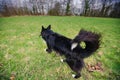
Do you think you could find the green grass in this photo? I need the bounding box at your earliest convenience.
[0,16,120,80]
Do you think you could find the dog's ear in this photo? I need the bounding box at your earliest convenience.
[42,26,45,31]
[47,25,51,30]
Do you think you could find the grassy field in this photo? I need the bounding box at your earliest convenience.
[0,16,120,80]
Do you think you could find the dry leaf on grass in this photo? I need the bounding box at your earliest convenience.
[86,62,103,72]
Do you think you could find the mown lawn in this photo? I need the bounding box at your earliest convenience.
[0,16,120,80]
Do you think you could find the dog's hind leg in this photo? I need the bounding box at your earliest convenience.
[66,58,84,79]
[72,60,84,79]
[71,68,82,79]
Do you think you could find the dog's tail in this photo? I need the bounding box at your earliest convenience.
[71,29,101,58]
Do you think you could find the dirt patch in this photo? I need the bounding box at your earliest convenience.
[10,74,15,80]
[86,62,103,72]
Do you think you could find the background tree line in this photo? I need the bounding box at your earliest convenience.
[0,0,120,17]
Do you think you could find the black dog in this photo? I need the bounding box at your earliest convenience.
[40,25,101,78]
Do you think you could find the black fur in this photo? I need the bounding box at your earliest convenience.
[40,25,101,78]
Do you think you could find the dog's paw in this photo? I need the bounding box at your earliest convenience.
[60,59,66,62]
[72,74,81,79]
[46,49,52,53]
[72,74,76,78]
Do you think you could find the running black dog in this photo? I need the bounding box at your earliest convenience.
[40,25,101,78]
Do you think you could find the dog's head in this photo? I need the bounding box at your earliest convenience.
[40,25,54,40]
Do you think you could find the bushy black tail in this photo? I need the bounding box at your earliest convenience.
[71,29,101,58]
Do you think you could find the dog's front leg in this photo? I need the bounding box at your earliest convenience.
[46,42,52,53]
